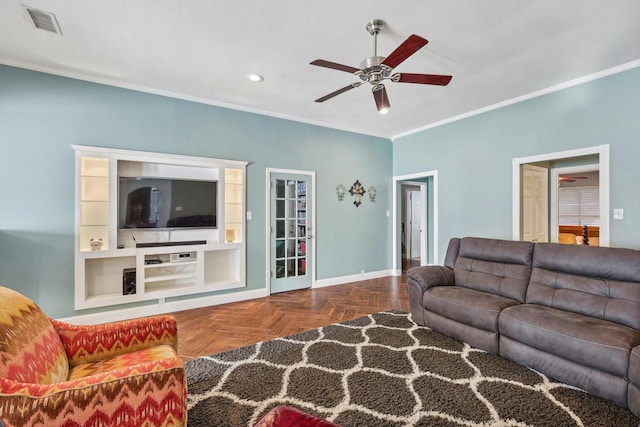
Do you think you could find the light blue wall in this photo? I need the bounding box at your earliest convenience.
[0,65,392,317]
[393,67,640,260]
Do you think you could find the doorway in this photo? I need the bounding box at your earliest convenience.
[551,165,600,245]
[401,184,424,271]
[266,169,315,294]
[512,145,609,246]
[393,171,438,275]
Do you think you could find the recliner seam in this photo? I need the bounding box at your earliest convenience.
[427,292,502,313]
[500,312,630,351]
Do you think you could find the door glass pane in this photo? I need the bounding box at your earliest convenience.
[276,180,285,198]
[276,260,285,278]
[287,239,296,256]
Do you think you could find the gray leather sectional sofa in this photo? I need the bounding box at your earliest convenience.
[407,236,640,416]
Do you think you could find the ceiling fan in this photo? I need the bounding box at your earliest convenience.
[310,19,452,114]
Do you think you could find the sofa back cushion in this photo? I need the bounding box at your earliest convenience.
[528,243,640,329]
[0,286,69,384]
[453,237,534,303]
[444,238,461,269]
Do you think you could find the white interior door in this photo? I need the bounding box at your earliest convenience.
[522,164,549,242]
[408,190,421,259]
[269,172,313,294]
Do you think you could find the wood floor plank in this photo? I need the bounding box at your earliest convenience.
[171,274,410,360]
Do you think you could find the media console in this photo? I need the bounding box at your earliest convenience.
[73,145,247,311]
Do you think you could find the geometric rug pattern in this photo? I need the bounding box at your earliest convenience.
[185,311,639,426]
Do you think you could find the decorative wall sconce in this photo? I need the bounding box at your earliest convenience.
[336,184,346,201]
[349,180,366,207]
[368,186,377,202]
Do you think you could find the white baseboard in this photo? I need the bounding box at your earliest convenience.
[314,269,394,288]
[58,270,395,324]
[57,288,269,325]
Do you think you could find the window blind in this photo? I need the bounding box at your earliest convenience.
[558,186,599,226]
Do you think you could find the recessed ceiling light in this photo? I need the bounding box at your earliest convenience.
[247,73,264,82]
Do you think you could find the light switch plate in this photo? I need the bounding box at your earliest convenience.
[246,211,253,220]
[613,208,624,220]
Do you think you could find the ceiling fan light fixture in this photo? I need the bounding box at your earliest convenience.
[373,84,390,114]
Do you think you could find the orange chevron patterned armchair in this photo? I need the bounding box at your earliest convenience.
[0,286,187,426]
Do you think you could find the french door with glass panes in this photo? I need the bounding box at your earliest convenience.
[270,172,313,293]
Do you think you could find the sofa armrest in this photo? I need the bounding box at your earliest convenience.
[407,266,454,326]
[52,315,178,367]
[407,265,454,292]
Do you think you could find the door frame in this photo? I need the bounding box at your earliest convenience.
[392,171,438,275]
[265,168,316,294]
[512,144,609,246]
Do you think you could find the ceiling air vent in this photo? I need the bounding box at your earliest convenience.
[22,5,62,35]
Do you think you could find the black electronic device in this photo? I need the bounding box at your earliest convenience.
[118,177,217,231]
[135,240,206,248]
[122,268,136,295]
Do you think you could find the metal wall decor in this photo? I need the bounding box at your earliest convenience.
[368,186,377,202]
[349,180,366,207]
[337,181,376,207]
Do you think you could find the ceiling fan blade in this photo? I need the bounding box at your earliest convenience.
[395,73,452,86]
[310,59,361,74]
[314,83,361,103]
[381,34,428,69]
[373,85,390,113]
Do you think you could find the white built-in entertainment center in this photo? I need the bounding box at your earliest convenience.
[73,145,247,311]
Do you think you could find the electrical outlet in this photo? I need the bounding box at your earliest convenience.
[613,208,624,220]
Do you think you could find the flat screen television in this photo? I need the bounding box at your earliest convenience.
[118,177,217,230]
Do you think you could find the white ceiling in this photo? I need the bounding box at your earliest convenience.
[1,0,639,139]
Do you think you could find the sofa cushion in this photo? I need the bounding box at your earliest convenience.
[454,238,534,303]
[527,243,640,329]
[0,287,69,384]
[631,346,640,387]
[629,346,640,416]
[443,237,461,269]
[500,304,640,378]
[68,344,178,380]
[425,286,521,333]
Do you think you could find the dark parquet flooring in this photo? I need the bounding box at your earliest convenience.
[171,268,413,360]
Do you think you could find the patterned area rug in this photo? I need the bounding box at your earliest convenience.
[185,311,639,426]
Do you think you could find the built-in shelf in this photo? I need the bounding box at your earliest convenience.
[73,145,248,311]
